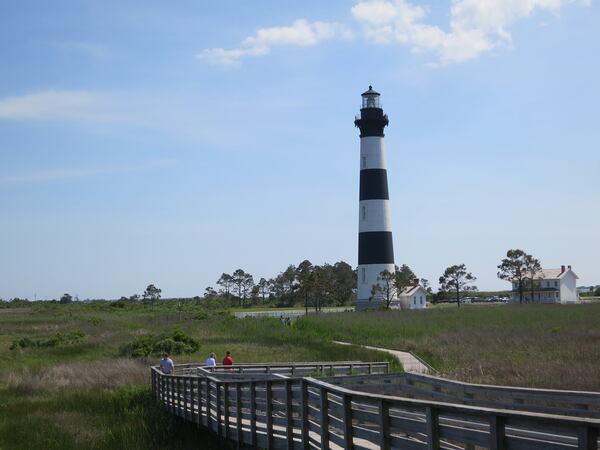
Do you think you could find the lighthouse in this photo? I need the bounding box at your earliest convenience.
[354,86,395,310]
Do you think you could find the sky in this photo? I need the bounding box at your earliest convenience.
[1,0,599,300]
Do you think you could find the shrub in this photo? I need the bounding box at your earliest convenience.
[120,329,199,358]
[87,316,104,326]
[10,331,86,350]
[194,311,209,320]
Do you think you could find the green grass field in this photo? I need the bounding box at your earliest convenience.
[1,301,599,449]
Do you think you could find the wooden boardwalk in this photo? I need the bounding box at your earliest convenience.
[152,361,600,449]
[333,341,433,374]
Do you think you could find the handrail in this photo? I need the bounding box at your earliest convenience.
[151,361,600,449]
[305,376,600,427]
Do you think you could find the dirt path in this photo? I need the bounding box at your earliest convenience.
[333,341,431,374]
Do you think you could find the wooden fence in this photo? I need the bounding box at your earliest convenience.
[151,362,600,449]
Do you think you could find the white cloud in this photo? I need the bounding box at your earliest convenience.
[56,41,114,62]
[0,160,176,185]
[197,19,352,66]
[0,90,98,120]
[351,0,590,65]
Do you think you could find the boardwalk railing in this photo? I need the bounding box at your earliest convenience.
[322,372,600,419]
[151,362,600,449]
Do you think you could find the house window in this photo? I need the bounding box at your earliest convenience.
[554,281,558,287]
[362,206,366,221]
[361,268,366,284]
[413,296,416,305]
[362,156,366,169]
[420,296,423,305]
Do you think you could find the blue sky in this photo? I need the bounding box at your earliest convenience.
[1,0,599,300]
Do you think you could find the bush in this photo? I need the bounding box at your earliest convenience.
[193,311,209,320]
[120,329,199,358]
[10,331,86,350]
[87,316,104,326]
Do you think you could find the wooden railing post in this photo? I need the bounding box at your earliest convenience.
[426,406,440,450]
[266,380,274,450]
[151,369,156,399]
[578,425,599,450]
[379,400,391,450]
[224,383,230,439]
[236,384,242,444]
[250,381,258,448]
[216,382,223,438]
[343,394,354,450]
[195,377,201,425]
[320,387,329,450]
[301,380,310,450]
[490,414,506,450]
[168,376,173,413]
[205,378,211,428]
[187,377,193,421]
[175,376,180,415]
[286,380,294,450]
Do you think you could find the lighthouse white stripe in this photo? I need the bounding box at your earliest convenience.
[360,136,387,170]
[357,263,396,302]
[359,199,392,232]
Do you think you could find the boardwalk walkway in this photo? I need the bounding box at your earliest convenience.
[333,341,432,374]
[152,361,600,449]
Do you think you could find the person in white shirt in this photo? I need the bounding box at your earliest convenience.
[205,352,217,367]
[159,352,174,374]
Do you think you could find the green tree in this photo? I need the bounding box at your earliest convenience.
[439,264,477,308]
[331,261,355,305]
[594,286,600,296]
[370,269,399,309]
[421,278,432,294]
[312,265,329,312]
[256,278,271,303]
[524,254,543,303]
[59,293,73,304]
[204,286,217,299]
[216,273,233,299]
[296,260,314,313]
[143,284,161,302]
[497,249,531,304]
[241,272,254,306]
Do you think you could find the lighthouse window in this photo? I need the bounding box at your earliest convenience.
[362,206,366,220]
[361,268,366,284]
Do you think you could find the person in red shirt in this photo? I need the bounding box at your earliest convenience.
[222,351,233,366]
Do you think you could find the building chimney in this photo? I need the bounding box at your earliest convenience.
[561,265,565,273]
[568,265,571,270]
[414,278,420,286]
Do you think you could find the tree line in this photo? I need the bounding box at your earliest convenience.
[371,248,551,309]
[1,248,579,309]
[206,260,356,310]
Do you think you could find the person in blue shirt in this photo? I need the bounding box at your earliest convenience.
[159,352,174,374]
[205,352,217,367]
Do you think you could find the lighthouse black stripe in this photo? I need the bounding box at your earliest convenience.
[358,231,395,265]
[360,169,389,201]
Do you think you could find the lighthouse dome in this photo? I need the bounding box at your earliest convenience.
[361,85,381,108]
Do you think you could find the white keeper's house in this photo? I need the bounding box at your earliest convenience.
[511,265,579,304]
[395,280,428,310]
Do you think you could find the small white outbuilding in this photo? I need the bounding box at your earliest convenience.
[396,281,428,310]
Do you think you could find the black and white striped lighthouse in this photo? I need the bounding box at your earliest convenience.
[354,86,395,310]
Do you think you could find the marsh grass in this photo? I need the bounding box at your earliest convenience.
[298,304,600,390]
[2,301,599,449]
